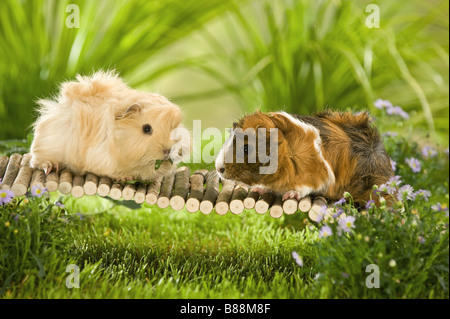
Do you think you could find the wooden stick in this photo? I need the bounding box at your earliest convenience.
[229,183,249,215]
[243,190,259,210]
[134,184,147,204]
[0,155,9,180]
[298,196,312,212]
[122,183,137,201]
[215,179,235,215]
[157,173,175,209]
[84,173,98,196]
[71,175,85,198]
[0,153,22,190]
[282,198,298,215]
[309,196,327,222]
[11,154,33,196]
[109,183,123,200]
[58,169,73,194]
[199,171,220,215]
[170,166,190,211]
[145,177,162,205]
[97,176,113,197]
[185,169,207,213]
[30,169,45,189]
[269,194,284,218]
[45,171,59,192]
[255,192,275,214]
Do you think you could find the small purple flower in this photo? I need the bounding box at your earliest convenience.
[382,131,398,138]
[374,99,393,110]
[333,207,344,218]
[76,212,84,220]
[405,157,421,173]
[333,198,346,206]
[0,189,14,205]
[341,272,350,278]
[292,251,303,267]
[414,189,431,202]
[386,105,410,120]
[55,201,65,208]
[31,185,48,198]
[421,146,437,159]
[380,175,402,194]
[338,216,356,233]
[390,159,397,172]
[397,184,415,201]
[14,214,20,221]
[318,225,333,238]
[431,203,448,214]
[417,236,425,244]
[365,200,375,210]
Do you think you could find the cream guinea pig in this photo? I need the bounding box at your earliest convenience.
[30,70,188,181]
[215,111,393,206]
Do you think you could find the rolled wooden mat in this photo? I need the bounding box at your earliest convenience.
[229,184,249,215]
[146,177,162,205]
[11,154,33,196]
[84,173,98,196]
[282,198,298,215]
[58,169,73,194]
[0,155,10,180]
[71,175,85,198]
[97,177,113,197]
[157,173,175,209]
[214,178,235,215]
[298,196,312,212]
[185,170,207,213]
[255,192,276,214]
[243,190,259,210]
[134,183,147,204]
[199,171,219,215]
[30,169,45,189]
[109,183,123,200]
[0,153,22,190]
[170,166,190,211]
[269,194,284,218]
[122,183,136,201]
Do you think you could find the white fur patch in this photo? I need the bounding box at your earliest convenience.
[277,112,335,192]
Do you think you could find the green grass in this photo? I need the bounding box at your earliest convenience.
[1,196,318,298]
[1,128,448,298]
[190,0,449,144]
[0,0,239,139]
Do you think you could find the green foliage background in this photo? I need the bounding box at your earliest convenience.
[0,0,448,146]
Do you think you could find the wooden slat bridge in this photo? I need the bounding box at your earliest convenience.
[0,153,330,219]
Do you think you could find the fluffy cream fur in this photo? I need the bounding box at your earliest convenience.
[30,70,187,181]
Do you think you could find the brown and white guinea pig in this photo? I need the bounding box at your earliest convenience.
[215,110,393,206]
[30,70,189,181]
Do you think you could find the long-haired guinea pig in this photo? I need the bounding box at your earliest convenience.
[30,70,189,181]
[215,110,393,206]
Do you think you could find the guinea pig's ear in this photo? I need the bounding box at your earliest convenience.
[232,122,239,129]
[115,103,142,120]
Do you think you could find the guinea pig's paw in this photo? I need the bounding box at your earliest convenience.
[282,190,304,201]
[251,186,270,196]
[39,161,60,175]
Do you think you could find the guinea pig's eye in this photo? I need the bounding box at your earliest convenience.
[243,144,253,155]
[142,124,153,135]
